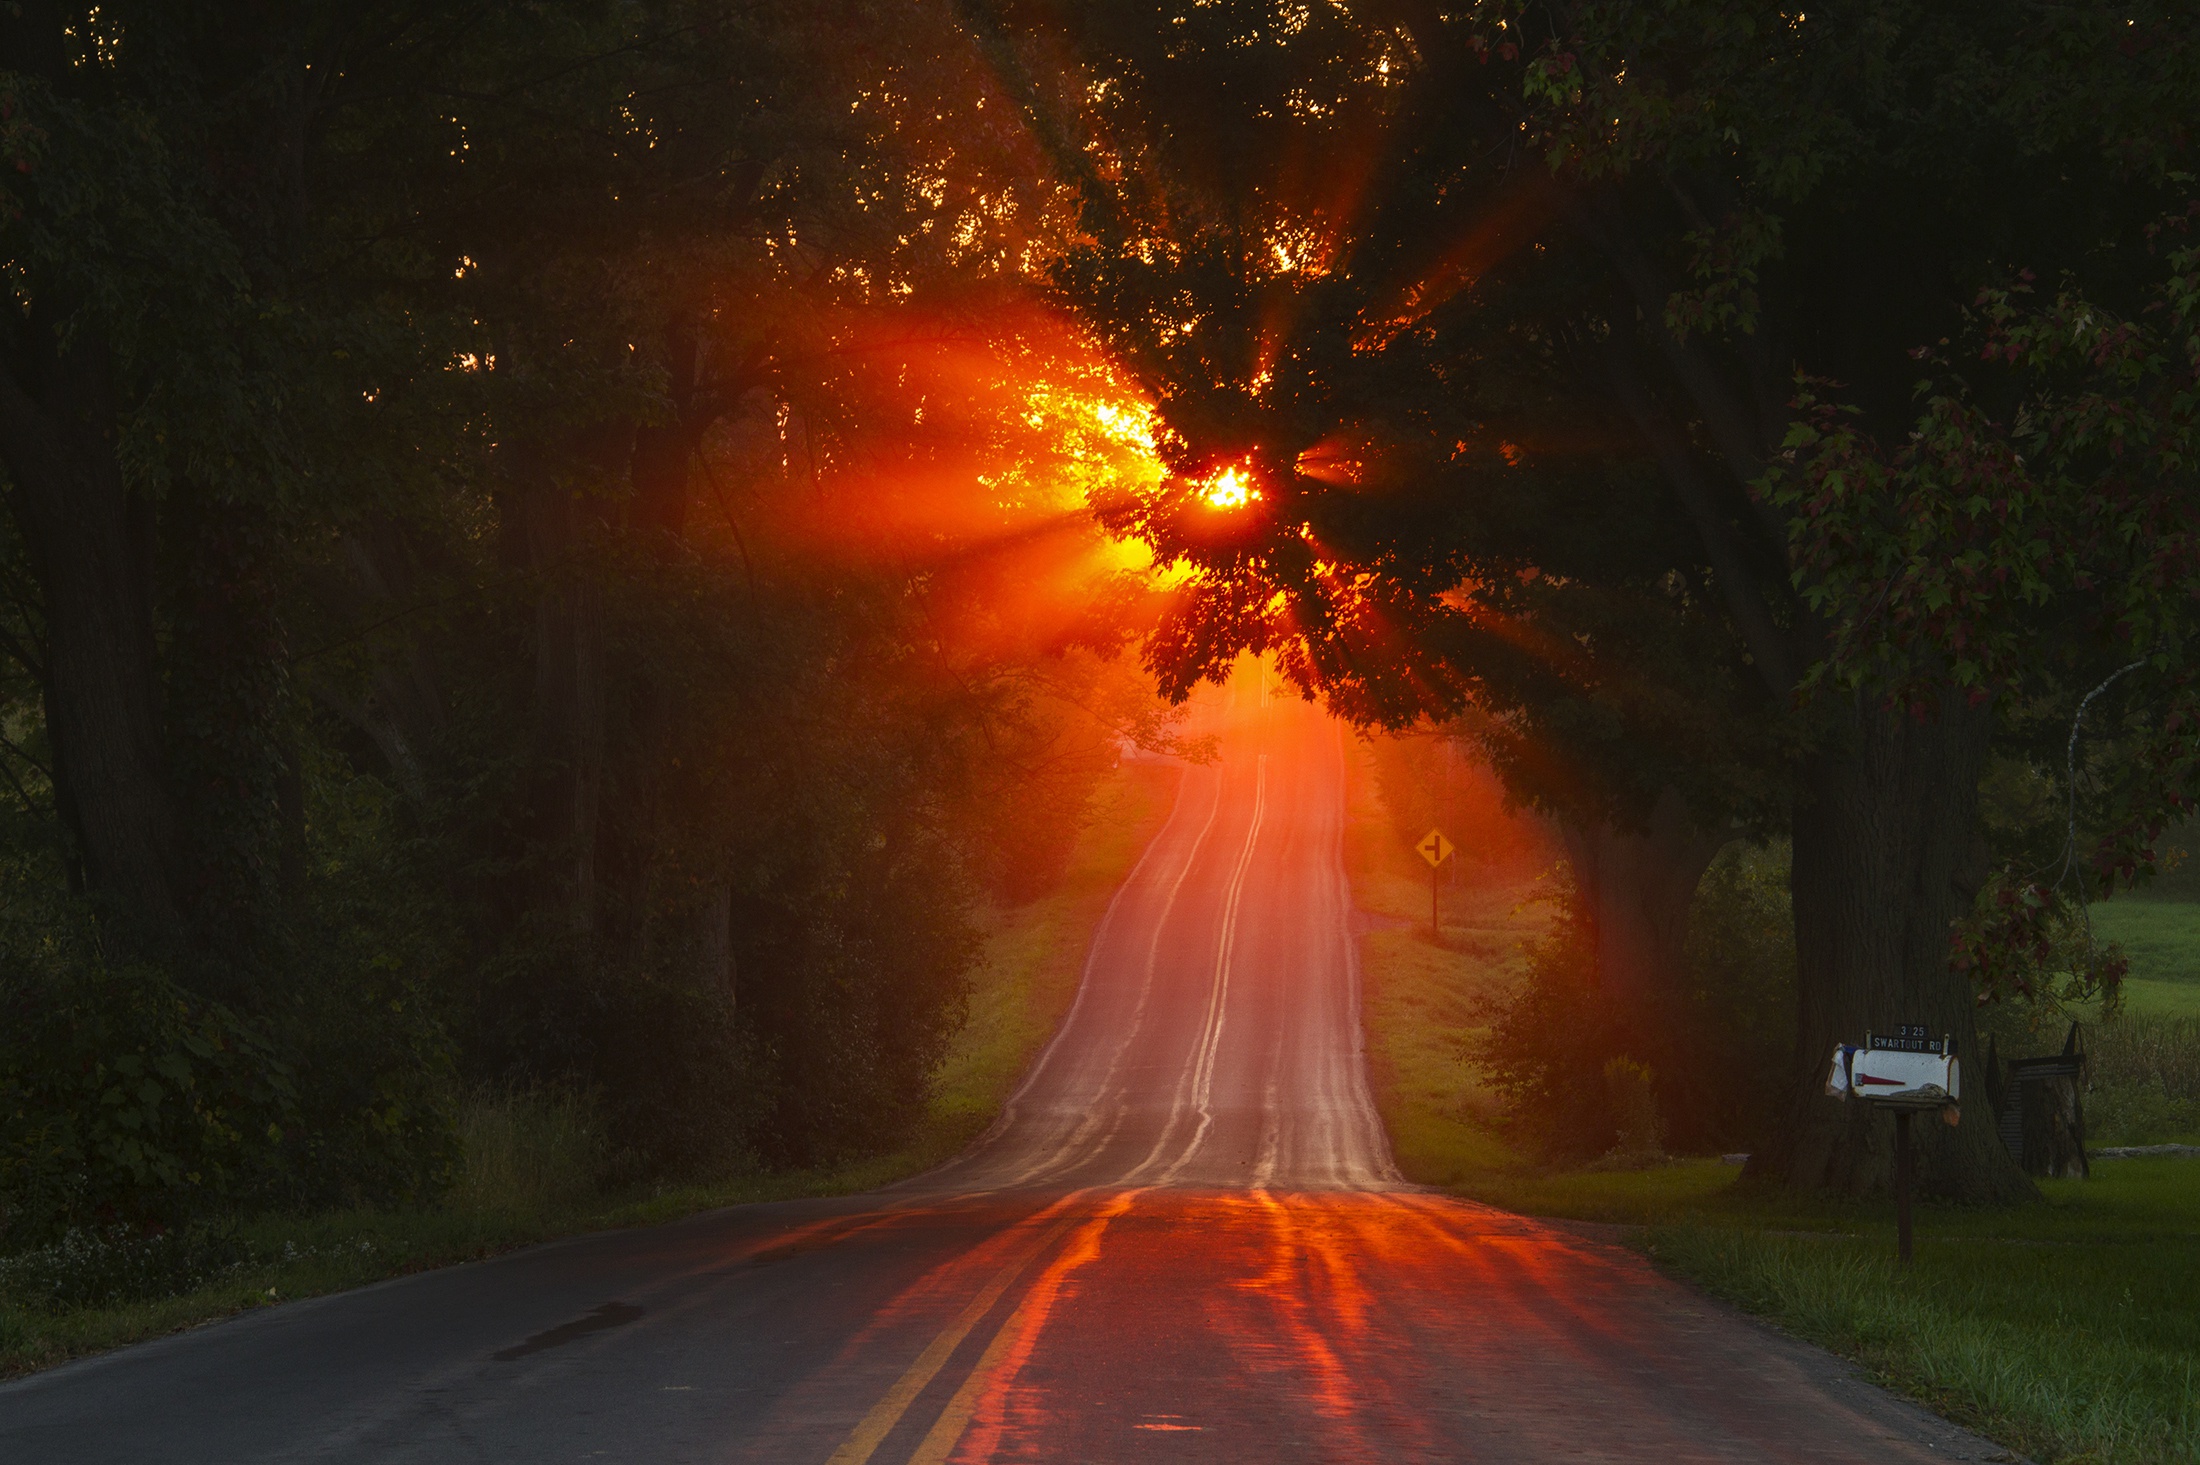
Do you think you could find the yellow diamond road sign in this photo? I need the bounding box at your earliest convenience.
[1416,828,1455,868]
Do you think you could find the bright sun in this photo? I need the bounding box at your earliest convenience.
[1202,464,1255,509]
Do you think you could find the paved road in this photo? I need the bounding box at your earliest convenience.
[0,677,2014,1463]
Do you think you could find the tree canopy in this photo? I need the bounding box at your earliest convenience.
[4,0,2195,1228]
[978,0,2200,1198]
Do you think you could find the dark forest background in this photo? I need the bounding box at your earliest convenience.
[0,1,1186,1248]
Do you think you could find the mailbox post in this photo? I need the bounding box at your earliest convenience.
[1892,1109,1916,1266]
[1824,1024,1960,1266]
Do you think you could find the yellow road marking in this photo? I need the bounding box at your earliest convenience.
[905,1196,1132,1465]
[901,1280,1046,1465]
[823,1217,1074,1465]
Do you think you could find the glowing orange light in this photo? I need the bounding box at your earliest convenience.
[1202,464,1257,509]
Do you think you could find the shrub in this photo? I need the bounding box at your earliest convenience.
[1472,845,1797,1163]
[1605,1058,1664,1157]
[2087,1078,2200,1146]
[1470,884,1621,1160]
[2089,1015,2200,1100]
[1669,843,1798,1149]
[465,939,765,1184]
[259,962,460,1215]
[0,964,295,1249]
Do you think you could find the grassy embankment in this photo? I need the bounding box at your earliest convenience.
[0,760,1180,1380]
[1344,738,2200,1465]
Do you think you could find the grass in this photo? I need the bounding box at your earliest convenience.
[923,760,1180,1161]
[2089,898,2200,1020]
[1649,1163,2200,1465]
[1342,734,1546,1187]
[0,759,1180,1381]
[1341,736,2200,1464]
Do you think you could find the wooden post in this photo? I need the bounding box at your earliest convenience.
[1894,1109,1915,1266]
[1431,859,1441,944]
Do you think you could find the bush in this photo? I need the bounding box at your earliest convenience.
[2088,1078,2200,1146]
[1470,881,1625,1160]
[1605,1058,1664,1157]
[2090,1015,2200,1099]
[0,963,295,1249]
[466,939,765,1184]
[1670,843,1798,1149]
[0,857,458,1246]
[261,964,459,1216]
[1472,845,1797,1163]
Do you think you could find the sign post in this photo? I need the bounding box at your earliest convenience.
[1416,828,1454,942]
[1823,1023,1960,1266]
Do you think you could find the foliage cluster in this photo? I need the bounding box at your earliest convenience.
[1473,842,1796,1162]
[1768,235,2200,1009]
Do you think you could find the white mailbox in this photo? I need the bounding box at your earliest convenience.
[1824,1028,1959,1110]
[1823,1023,1958,1268]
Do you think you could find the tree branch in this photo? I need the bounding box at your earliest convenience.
[1598,341,1798,698]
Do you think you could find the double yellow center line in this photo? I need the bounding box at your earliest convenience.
[823,1214,1077,1465]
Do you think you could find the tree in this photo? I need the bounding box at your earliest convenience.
[980,0,2198,1197]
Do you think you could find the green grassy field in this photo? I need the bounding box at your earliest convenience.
[0,760,1181,1380]
[2091,898,2200,1019]
[1342,738,2200,1465]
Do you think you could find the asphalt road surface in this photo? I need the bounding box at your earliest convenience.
[0,676,2016,1463]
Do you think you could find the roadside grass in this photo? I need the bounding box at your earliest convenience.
[922,759,1179,1161]
[0,760,1180,1381]
[1341,737,2200,1464]
[1342,735,1544,1187]
[1648,1161,2200,1465]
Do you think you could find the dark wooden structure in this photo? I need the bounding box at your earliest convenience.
[1984,1024,2089,1180]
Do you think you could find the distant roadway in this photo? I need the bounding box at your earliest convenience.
[0,675,2014,1462]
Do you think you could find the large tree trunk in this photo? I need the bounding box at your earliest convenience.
[0,325,183,953]
[165,485,289,994]
[520,458,610,939]
[1754,693,2034,1203]
[1578,191,2032,1203]
[299,530,452,808]
[568,569,606,936]
[1557,789,1726,1015]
